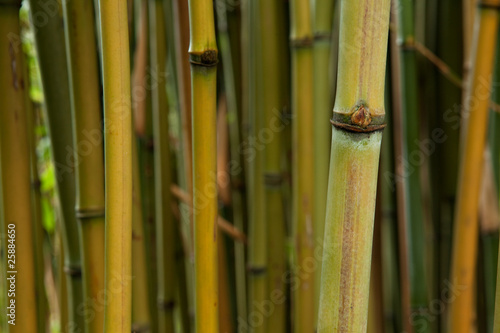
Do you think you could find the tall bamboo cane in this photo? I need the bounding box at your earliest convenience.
[28,0,85,329]
[257,0,287,331]
[0,2,38,331]
[450,1,500,332]
[98,0,132,331]
[290,0,315,330]
[317,0,391,330]
[312,0,335,323]
[396,1,431,330]
[149,0,177,331]
[186,0,219,331]
[62,1,106,331]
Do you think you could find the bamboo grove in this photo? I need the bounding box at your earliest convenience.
[5,0,500,332]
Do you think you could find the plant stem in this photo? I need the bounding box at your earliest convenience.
[149,0,177,330]
[317,0,391,330]
[186,0,219,331]
[0,2,38,331]
[396,1,431,330]
[312,0,335,323]
[290,0,315,330]
[451,1,500,332]
[62,1,106,331]
[98,0,132,330]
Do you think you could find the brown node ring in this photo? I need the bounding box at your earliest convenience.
[331,103,386,133]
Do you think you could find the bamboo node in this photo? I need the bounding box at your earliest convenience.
[290,36,314,48]
[331,103,386,133]
[247,265,267,275]
[157,298,176,311]
[189,50,219,67]
[263,172,283,187]
[76,207,105,219]
[63,265,82,277]
[314,32,331,42]
[350,105,372,128]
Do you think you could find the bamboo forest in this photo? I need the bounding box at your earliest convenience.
[3,0,500,332]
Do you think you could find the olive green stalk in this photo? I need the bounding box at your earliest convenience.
[98,0,133,330]
[149,0,177,330]
[246,0,267,331]
[62,1,106,331]
[187,0,219,331]
[215,1,247,323]
[317,0,391,331]
[290,0,315,330]
[131,136,152,332]
[0,2,38,331]
[28,0,85,329]
[452,1,500,331]
[258,0,287,330]
[396,1,431,330]
[312,0,335,322]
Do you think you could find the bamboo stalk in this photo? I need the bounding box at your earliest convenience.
[98,0,133,330]
[290,0,315,330]
[317,0,391,330]
[149,0,177,330]
[257,0,287,331]
[28,0,85,329]
[0,2,38,331]
[451,1,500,332]
[396,1,431,330]
[61,1,106,331]
[186,0,219,331]
[215,1,248,323]
[312,0,335,324]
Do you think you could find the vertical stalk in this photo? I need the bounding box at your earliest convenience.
[0,1,38,331]
[215,1,247,323]
[186,0,219,331]
[312,0,335,323]
[98,0,132,330]
[259,0,287,331]
[290,0,315,330]
[396,1,431,330]
[317,0,391,330]
[131,137,152,332]
[62,1,106,331]
[28,0,84,329]
[246,0,267,331]
[451,1,500,332]
[149,0,177,331]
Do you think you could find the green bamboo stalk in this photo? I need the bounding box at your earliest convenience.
[215,1,248,324]
[61,1,106,331]
[452,1,500,331]
[149,0,177,330]
[131,134,151,332]
[258,0,287,331]
[186,0,219,331]
[317,0,391,330]
[312,0,335,324]
[290,0,315,330]
[98,0,132,330]
[27,0,85,330]
[396,1,431,331]
[0,2,38,331]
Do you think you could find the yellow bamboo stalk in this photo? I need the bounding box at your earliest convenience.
[317,0,391,331]
[98,0,132,331]
[187,0,219,330]
[0,1,38,331]
[290,0,315,330]
[62,1,106,331]
[451,1,500,332]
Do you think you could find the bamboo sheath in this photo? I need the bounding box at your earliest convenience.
[0,2,38,331]
[62,0,106,331]
[187,0,219,331]
[149,0,177,331]
[317,0,391,331]
[98,0,133,331]
[450,1,500,332]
